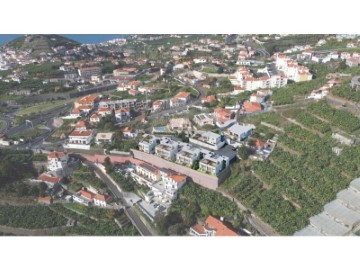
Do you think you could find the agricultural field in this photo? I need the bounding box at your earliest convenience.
[222,99,360,235]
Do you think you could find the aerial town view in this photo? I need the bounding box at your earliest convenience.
[1,34,360,237]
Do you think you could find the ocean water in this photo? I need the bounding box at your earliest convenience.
[0,34,128,45]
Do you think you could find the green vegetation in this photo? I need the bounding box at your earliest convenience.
[295,112,331,133]
[23,61,63,77]
[50,204,139,236]
[308,100,360,133]
[0,205,67,229]
[331,82,360,103]
[7,35,79,55]
[70,164,107,190]
[0,149,37,187]
[15,98,76,117]
[263,34,325,54]
[155,182,244,235]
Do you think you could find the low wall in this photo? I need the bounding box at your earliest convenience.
[80,154,142,166]
[131,149,219,190]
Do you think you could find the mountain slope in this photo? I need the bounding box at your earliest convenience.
[6,34,80,55]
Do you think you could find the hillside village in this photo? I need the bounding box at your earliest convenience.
[1,34,360,237]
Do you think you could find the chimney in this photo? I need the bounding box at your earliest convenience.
[220,217,224,222]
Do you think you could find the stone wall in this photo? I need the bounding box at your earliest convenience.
[131,149,220,190]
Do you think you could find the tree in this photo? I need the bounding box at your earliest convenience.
[103,157,113,173]
[238,146,251,160]
[154,212,168,235]
[168,223,185,236]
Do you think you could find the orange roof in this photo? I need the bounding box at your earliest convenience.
[202,95,217,103]
[94,194,109,202]
[76,121,86,128]
[48,151,66,159]
[191,223,206,235]
[77,94,99,104]
[38,173,62,183]
[205,215,239,236]
[79,190,95,200]
[38,196,52,202]
[116,108,130,114]
[255,139,267,148]
[175,91,190,98]
[153,100,162,106]
[122,126,133,133]
[72,108,81,114]
[98,107,112,112]
[69,130,93,137]
[78,105,93,111]
[90,113,101,119]
[170,175,187,183]
[243,101,262,113]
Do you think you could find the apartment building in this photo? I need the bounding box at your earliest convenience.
[189,131,225,150]
[78,66,101,79]
[155,138,179,161]
[274,53,312,82]
[199,152,229,175]
[225,123,255,142]
[139,134,159,154]
[132,163,160,187]
[176,144,201,167]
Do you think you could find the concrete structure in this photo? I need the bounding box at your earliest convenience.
[139,134,158,154]
[78,67,101,79]
[68,130,94,145]
[95,132,114,144]
[193,113,215,127]
[225,123,255,142]
[47,151,68,175]
[132,149,230,190]
[190,131,225,150]
[190,215,239,236]
[350,76,360,90]
[199,152,229,175]
[176,144,201,167]
[155,138,179,161]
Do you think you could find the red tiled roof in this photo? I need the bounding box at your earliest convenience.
[71,108,81,114]
[79,190,95,200]
[191,223,206,235]
[94,194,109,202]
[76,121,86,128]
[69,130,93,137]
[48,151,66,159]
[90,113,101,119]
[205,215,239,236]
[38,196,52,202]
[38,173,62,184]
[77,94,98,104]
[170,175,187,183]
[243,101,262,113]
[175,91,190,98]
[122,126,133,133]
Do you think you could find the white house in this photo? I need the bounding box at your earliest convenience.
[47,151,68,175]
[225,123,255,142]
[95,132,114,144]
[68,130,94,145]
[176,144,201,167]
[199,153,229,175]
[189,131,225,150]
[93,194,111,207]
[155,138,179,161]
[139,134,158,154]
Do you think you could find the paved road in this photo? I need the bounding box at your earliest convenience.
[83,160,153,236]
[6,103,72,136]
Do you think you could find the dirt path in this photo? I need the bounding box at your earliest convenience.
[276,142,301,157]
[0,225,68,236]
[251,171,270,190]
